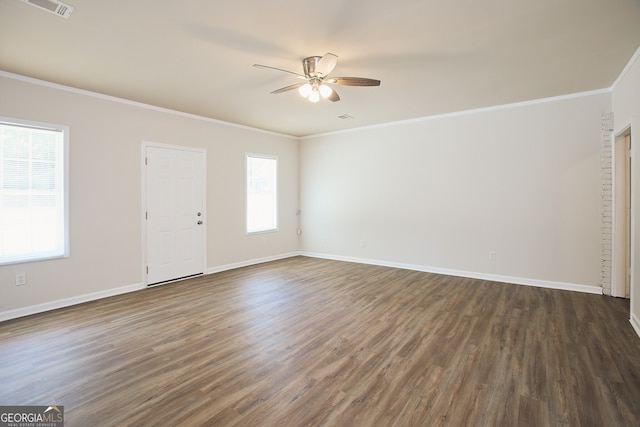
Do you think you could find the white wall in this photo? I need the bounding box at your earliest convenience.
[0,73,300,319]
[612,47,640,335]
[1,57,634,321]
[300,92,610,291]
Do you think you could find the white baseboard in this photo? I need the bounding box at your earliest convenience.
[1,251,602,323]
[207,252,301,275]
[1,253,303,323]
[0,282,145,322]
[301,252,603,295]
[631,313,640,339]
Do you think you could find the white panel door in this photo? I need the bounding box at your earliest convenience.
[146,145,205,285]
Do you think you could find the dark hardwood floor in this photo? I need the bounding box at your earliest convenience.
[1,256,639,426]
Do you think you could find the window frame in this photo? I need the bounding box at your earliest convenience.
[0,117,70,265]
[245,153,278,235]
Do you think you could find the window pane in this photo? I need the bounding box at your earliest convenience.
[3,160,30,189]
[246,155,277,233]
[32,162,56,190]
[2,128,30,158]
[32,133,56,161]
[0,121,68,264]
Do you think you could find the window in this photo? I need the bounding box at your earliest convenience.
[0,119,69,264]
[246,154,277,233]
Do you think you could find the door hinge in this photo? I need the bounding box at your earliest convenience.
[146,266,149,274]
[145,157,148,165]
[146,211,148,220]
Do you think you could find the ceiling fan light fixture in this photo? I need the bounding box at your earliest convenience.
[298,83,312,97]
[308,90,320,103]
[319,84,332,99]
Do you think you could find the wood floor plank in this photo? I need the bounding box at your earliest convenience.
[1,256,640,426]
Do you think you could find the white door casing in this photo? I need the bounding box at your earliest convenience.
[143,143,206,285]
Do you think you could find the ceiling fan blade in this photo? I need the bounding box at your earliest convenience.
[326,77,381,86]
[253,64,306,79]
[316,53,338,77]
[327,89,340,102]
[270,82,306,94]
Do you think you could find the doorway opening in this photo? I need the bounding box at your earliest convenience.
[613,127,631,298]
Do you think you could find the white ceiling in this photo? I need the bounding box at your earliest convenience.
[1,0,640,137]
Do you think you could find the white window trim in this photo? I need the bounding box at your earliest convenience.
[0,116,70,265]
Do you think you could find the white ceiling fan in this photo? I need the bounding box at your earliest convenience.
[253,53,381,103]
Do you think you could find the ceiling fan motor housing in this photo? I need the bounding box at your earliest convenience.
[303,56,323,78]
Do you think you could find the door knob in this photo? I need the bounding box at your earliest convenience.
[197,220,203,225]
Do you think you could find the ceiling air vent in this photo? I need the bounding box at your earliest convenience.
[19,0,74,18]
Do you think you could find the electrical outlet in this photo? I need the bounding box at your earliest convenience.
[489,251,496,260]
[15,273,27,286]
[360,240,366,248]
